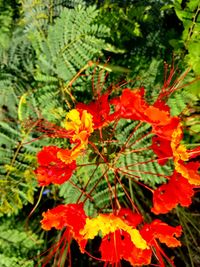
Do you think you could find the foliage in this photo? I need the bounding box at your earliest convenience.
[0,216,43,267]
[0,1,112,216]
[173,0,200,74]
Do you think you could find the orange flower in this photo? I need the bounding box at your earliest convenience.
[63,109,93,144]
[111,88,175,128]
[141,219,182,247]
[41,203,87,243]
[151,172,195,214]
[35,146,76,186]
[175,161,200,185]
[57,109,94,164]
[144,105,170,125]
[171,123,189,161]
[111,88,148,121]
[117,208,143,227]
[57,142,86,164]
[152,116,180,140]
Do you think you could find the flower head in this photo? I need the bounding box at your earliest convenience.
[141,219,182,247]
[63,109,94,143]
[35,146,76,186]
[111,88,148,121]
[80,210,151,266]
[41,203,86,239]
[111,88,175,128]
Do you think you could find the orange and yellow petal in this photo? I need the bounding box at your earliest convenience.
[63,109,94,143]
[35,146,76,186]
[80,214,148,250]
[141,219,182,247]
[41,203,87,239]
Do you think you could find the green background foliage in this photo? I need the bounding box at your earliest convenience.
[0,0,199,266]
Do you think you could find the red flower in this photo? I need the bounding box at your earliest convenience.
[77,93,115,129]
[35,146,76,186]
[41,203,86,240]
[99,230,152,266]
[63,109,94,144]
[151,172,195,214]
[111,88,179,137]
[100,230,134,264]
[111,88,148,121]
[141,219,182,247]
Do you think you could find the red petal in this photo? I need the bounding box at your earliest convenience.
[151,136,172,165]
[77,93,114,129]
[151,172,195,214]
[37,146,60,166]
[152,117,180,140]
[100,230,151,266]
[117,208,143,227]
[111,88,148,121]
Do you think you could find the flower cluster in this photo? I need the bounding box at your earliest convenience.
[34,84,199,266]
[41,205,182,266]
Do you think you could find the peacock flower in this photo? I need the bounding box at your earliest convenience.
[41,203,87,249]
[35,146,76,186]
[57,142,86,164]
[152,116,180,140]
[110,88,148,121]
[141,219,182,247]
[97,209,152,266]
[175,161,200,185]
[56,109,94,164]
[111,88,175,127]
[144,105,171,125]
[151,171,195,214]
[117,208,143,227]
[79,210,152,266]
[63,109,94,144]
